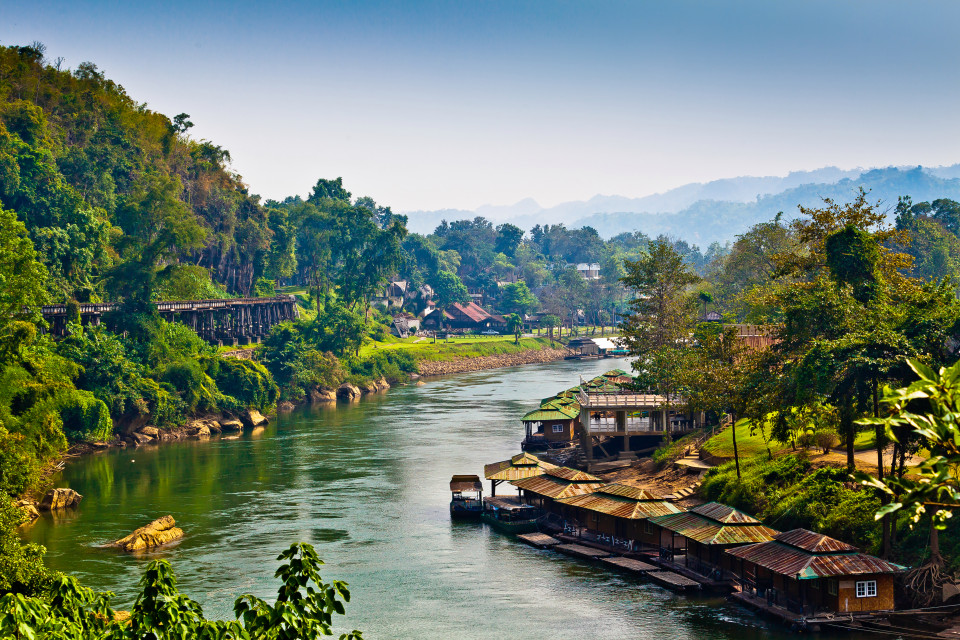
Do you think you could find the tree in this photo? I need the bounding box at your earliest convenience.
[505,313,523,345]
[501,280,537,316]
[495,223,523,258]
[432,270,469,308]
[540,314,560,340]
[0,206,48,327]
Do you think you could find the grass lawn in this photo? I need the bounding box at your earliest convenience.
[701,424,779,459]
[359,335,561,361]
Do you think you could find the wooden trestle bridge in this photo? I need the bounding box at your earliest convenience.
[40,295,299,345]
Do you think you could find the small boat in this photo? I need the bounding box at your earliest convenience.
[481,496,541,533]
[450,475,483,519]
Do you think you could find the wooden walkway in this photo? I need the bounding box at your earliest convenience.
[516,533,560,549]
[602,557,657,573]
[554,544,611,560]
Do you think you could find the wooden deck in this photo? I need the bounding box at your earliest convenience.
[647,570,702,592]
[602,557,657,573]
[516,532,561,549]
[554,544,611,560]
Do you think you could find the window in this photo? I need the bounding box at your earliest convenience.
[644,521,653,535]
[827,580,838,596]
[552,424,564,433]
[856,580,877,598]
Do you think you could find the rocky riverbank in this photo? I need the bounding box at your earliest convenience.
[415,346,572,376]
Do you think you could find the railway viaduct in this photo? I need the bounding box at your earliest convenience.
[39,295,299,346]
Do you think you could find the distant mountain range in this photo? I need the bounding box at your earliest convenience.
[402,165,960,246]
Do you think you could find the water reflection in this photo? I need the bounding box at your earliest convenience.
[24,358,862,639]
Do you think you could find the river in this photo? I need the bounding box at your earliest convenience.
[23,358,853,639]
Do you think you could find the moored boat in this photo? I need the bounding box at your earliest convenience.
[481,496,540,533]
[450,474,483,519]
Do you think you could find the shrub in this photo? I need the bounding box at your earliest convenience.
[158,358,224,414]
[57,389,112,442]
[814,429,839,453]
[212,357,278,410]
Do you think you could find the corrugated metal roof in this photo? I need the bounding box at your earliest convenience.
[648,511,779,545]
[483,497,532,511]
[692,502,762,525]
[596,484,663,501]
[483,453,557,481]
[450,475,482,491]
[726,533,905,579]
[774,529,858,554]
[521,404,580,421]
[511,474,604,499]
[545,467,602,482]
[556,489,681,520]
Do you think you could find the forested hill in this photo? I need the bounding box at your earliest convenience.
[404,166,960,244]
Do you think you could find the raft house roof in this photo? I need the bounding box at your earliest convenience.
[556,483,683,519]
[648,501,779,546]
[725,529,906,579]
[484,452,558,482]
[450,475,483,492]
[510,466,604,500]
[521,401,580,422]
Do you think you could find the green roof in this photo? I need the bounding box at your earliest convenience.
[521,402,580,421]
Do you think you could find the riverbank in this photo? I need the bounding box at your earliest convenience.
[415,344,572,376]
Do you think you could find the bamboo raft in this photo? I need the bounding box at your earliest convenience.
[554,543,611,560]
[516,532,561,549]
[602,557,658,574]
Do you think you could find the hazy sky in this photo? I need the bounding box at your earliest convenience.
[4,1,960,211]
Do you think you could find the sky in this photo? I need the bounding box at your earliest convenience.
[3,1,960,211]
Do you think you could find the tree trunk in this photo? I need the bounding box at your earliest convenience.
[731,412,741,480]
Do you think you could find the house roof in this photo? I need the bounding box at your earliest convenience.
[648,502,778,545]
[726,529,905,579]
[511,472,604,500]
[544,467,602,482]
[450,475,482,492]
[556,483,681,520]
[521,401,580,422]
[448,301,492,323]
[484,453,557,481]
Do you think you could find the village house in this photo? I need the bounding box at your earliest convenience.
[511,466,604,512]
[521,396,581,449]
[390,313,420,338]
[725,529,904,616]
[554,484,681,550]
[647,502,779,579]
[421,301,505,332]
[576,262,601,279]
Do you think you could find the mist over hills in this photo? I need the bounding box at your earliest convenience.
[402,165,960,246]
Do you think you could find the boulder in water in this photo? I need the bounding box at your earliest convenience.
[220,418,243,431]
[337,383,361,400]
[139,426,159,438]
[308,388,336,403]
[241,408,268,427]
[112,515,184,552]
[39,488,82,511]
[15,500,40,524]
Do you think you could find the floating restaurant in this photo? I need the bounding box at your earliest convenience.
[511,466,604,510]
[726,529,904,618]
[554,484,681,551]
[647,502,779,579]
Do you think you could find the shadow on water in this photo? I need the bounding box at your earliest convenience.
[22,358,876,639]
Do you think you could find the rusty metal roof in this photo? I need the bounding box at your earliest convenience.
[774,529,858,553]
[648,511,779,545]
[511,474,604,499]
[483,453,557,481]
[691,502,762,525]
[595,484,663,501]
[556,487,682,520]
[544,467,602,482]
[726,531,905,579]
[450,475,482,492]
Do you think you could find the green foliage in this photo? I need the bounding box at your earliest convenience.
[153,264,229,301]
[56,389,112,442]
[0,205,48,326]
[0,497,54,597]
[701,453,882,551]
[158,358,224,414]
[825,224,880,303]
[260,322,348,401]
[0,542,362,639]
[346,351,417,385]
[252,277,276,297]
[212,358,278,411]
[500,281,537,316]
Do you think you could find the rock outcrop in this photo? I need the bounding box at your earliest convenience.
[336,383,361,400]
[140,426,159,438]
[241,409,268,427]
[15,499,40,524]
[278,400,296,412]
[220,418,243,431]
[112,515,183,552]
[39,488,83,511]
[308,388,337,403]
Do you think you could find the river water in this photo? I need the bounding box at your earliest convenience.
[23,358,854,639]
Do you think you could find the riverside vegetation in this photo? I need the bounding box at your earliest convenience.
[5,39,960,634]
